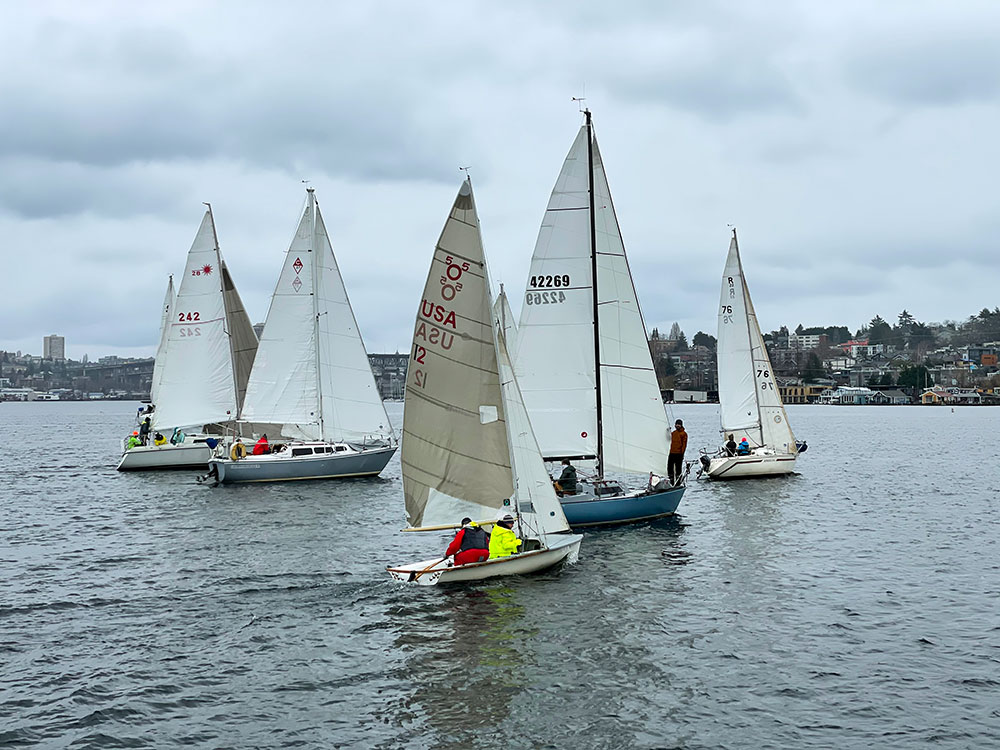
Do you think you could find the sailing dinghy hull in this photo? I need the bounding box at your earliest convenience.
[703,453,796,479]
[116,442,214,471]
[387,534,582,586]
[208,445,395,484]
[560,485,685,527]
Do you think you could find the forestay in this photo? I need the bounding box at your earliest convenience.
[716,234,797,452]
[241,190,390,442]
[153,211,239,430]
[515,118,669,474]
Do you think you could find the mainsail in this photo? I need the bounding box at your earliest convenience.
[401,180,571,540]
[716,233,797,452]
[241,189,390,442]
[514,113,669,475]
[153,210,241,430]
[220,260,259,412]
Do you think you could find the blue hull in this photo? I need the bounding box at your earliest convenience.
[559,485,685,527]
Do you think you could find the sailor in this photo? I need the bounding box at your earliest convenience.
[252,434,270,455]
[489,511,522,559]
[138,417,152,446]
[668,419,688,485]
[554,459,577,496]
[724,434,737,456]
[445,517,491,565]
[153,432,167,446]
[737,438,750,455]
[170,428,186,445]
[126,431,141,450]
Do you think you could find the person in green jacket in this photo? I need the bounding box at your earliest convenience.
[489,511,522,559]
[126,431,141,450]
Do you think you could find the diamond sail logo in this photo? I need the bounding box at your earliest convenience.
[293,257,303,274]
[292,277,303,292]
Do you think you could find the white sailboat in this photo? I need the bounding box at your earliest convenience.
[513,110,684,526]
[700,230,800,479]
[387,179,582,585]
[117,208,258,471]
[206,188,395,484]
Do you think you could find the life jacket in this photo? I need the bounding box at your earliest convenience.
[459,525,489,551]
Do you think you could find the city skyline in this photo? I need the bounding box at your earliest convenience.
[2,2,999,360]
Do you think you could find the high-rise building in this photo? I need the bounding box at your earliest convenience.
[43,334,66,360]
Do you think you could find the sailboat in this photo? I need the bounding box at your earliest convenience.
[117,208,259,470]
[699,229,800,479]
[386,179,583,585]
[513,110,684,526]
[206,188,395,484]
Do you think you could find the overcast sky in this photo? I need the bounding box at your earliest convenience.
[2,0,999,360]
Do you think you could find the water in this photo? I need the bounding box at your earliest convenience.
[2,401,999,749]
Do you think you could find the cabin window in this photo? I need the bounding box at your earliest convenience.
[291,447,313,457]
[335,445,347,452]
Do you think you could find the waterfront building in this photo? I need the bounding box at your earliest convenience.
[43,335,66,360]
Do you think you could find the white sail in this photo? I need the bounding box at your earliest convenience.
[495,291,571,540]
[242,190,389,442]
[716,234,797,452]
[514,126,598,461]
[153,211,238,430]
[515,117,668,473]
[401,180,515,527]
[591,138,670,474]
[150,275,175,408]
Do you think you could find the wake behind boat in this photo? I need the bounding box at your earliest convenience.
[512,109,684,525]
[117,207,258,471]
[387,179,582,585]
[205,188,395,484]
[700,230,801,480]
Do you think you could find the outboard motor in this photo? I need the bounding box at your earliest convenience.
[699,454,711,470]
[796,440,808,454]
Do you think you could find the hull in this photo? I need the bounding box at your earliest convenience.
[704,453,797,479]
[209,445,395,484]
[116,442,214,471]
[560,485,685,527]
[387,534,583,586]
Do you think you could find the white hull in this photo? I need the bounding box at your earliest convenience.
[704,453,797,479]
[387,534,582,586]
[116,442,214,471]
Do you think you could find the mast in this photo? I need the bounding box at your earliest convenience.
[307,188,325,439]
[205,202,240,422]
[733,227,765,443]
[586,109,604,477]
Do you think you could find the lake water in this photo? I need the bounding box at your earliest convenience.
[1,400,998,748]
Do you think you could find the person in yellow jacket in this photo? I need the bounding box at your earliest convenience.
[153,432,167,446]
[489,511,522,559]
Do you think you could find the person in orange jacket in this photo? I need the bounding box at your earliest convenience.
[668,419,687,486]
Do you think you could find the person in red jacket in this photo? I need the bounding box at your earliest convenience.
[445,517,491,565]
[252,434,270,455]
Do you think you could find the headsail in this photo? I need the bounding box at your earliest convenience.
[150,275,175,409]
[153,211,239,430]
[716,233,797,452]
[220,260,259,415]
[515,115,668,473]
